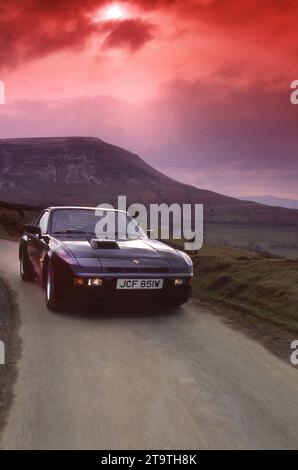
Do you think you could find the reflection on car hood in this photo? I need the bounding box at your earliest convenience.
[61,238,171,257]
[59,237,187,271]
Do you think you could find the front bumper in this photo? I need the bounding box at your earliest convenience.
[70,275,192,305]
[52,255,192,306]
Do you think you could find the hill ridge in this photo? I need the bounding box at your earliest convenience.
[0,136,297,225]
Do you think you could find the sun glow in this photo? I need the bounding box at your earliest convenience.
[105,4,125,20]
[92,3,128,23]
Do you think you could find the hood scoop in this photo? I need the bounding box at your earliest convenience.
[90,239,119,250]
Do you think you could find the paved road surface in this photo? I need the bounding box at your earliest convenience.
[0,239,298,449]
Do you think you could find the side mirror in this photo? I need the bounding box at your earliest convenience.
[25,224,41,237]
[147,229,154,239]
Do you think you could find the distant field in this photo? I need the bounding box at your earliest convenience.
[191,244,298,333]
[205,222,298,259]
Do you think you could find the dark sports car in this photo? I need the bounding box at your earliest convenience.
[19,206,193,311]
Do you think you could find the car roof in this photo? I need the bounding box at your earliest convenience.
[47,206,128,214]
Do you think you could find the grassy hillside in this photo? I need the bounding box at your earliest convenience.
[191,244,298,333]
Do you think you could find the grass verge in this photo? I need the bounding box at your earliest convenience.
[191,243,298,334]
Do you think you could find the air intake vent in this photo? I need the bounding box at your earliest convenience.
[90,239,119,249]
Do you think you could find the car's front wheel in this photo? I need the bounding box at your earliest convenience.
[20,248,35,282]
[45,264,61,312]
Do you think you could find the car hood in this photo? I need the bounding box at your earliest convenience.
[57,237,188,272]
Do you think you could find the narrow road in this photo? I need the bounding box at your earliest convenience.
[0,239,298,450]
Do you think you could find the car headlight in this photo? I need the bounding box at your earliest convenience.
[73,277,103,287]
[88,278,103,286]
[174,278,185,286]
[177,250,193,274]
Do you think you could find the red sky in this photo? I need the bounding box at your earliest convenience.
[0,0,298,198]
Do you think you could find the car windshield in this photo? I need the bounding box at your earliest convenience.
[51,209,146,240]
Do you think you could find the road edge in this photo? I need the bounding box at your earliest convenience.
[0,274,22,446]
[192,296,296,366]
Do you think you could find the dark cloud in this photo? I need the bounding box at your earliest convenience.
[0,0,157,68]
[101,19,155,51]
[0,0,105,68]
[1,0,297,68]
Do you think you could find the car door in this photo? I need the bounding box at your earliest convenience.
[27,210,50,281]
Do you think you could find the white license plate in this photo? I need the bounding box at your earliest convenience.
[116,279,164,290]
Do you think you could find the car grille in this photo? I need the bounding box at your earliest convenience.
[103,267,170,274]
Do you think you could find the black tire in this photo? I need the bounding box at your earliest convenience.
[45,263,61,312]
[20,248,35,282]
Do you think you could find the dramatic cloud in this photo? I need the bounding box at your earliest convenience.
[0,0,157,68]
[0,0,103,68]
[1,0,297,74]
[101,19,155,51]
[1,0,298,197]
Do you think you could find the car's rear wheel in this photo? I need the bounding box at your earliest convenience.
[20,248,35,282]
[46,264,61,312]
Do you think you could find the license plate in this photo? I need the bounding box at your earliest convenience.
[116,279,164,290]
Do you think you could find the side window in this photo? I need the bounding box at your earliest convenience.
[38,212,49,234]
